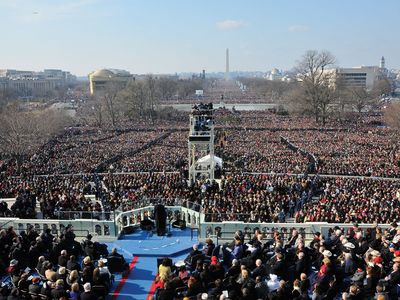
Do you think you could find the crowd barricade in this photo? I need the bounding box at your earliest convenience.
[0,204,394,242]
[199,221,392,244]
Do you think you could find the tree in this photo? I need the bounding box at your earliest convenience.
[157,77,177,100]
[384,102,400,129]
[371,78,392,98]
[347,87,373,113]
[0,104,71,166]
[118,80,147,118]
[294,50,336,124]
[101,82,123,127]
[146,75,158,122]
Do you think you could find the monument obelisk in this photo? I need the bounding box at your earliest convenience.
[225,48,230,80]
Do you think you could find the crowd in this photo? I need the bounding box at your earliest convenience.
[201,174,314,223]
[0,175,98,219]
[113,132,188,173]
[0,225,128,300]
[283,129,400,178]
[153,224,400,299]
[0,109,399,225]
[297,177,400,224]
[217,130,311,174]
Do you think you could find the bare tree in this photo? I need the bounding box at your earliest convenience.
[101,82,125,127]
[347,87,373,113]
[118,81,147,118]
[77,95,105,127]
[372,78,392,98]
[294,50,336,124]
[157,77,177,100]
[0,104,71,167]
[384,102,400,129]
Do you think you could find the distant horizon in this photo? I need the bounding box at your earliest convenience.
[0,64,392,78]
[0,0,399,76]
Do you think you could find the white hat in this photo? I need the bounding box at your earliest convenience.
[201,293,208,300]
[371,250,380,257]
[344,242,355,249]
[323,250,332,257]
[269,274,278,281]
[267,274,280,291]
[175,260,185,267]
[83,282,91,292]
[9,259,18,267]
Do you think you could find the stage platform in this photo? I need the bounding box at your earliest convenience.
[109,227,198,257]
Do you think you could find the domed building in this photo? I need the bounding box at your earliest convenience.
[89,68,134,95]
[268,68,283,81]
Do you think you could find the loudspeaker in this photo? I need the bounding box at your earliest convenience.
[154,204,167,236]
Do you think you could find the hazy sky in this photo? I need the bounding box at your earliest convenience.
[0,0,399,76]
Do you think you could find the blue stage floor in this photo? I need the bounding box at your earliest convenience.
[106,227,198,300]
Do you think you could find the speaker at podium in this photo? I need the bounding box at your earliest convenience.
[154,204,167,236]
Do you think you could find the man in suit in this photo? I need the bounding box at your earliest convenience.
[184,244,202,265]
[271,253,287,280]
[80,283,97,300]
[58,249,68,267]
[386,261,400,298]
[252,259,267,279]
[225,259,241,278]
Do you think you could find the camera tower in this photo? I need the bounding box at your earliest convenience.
[188,104,215,186]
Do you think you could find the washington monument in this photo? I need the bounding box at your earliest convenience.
[225,48,230,80]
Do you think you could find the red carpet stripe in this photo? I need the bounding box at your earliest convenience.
[111,256,139,300]
[146,276,159,300]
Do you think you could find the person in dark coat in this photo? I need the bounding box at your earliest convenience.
[80,283,97,300]
[156,281,175,300]
[252,259,267,279]
[7,288,21,300]
[66,255,81,272]
[28,277,41,295]
[50,279,69,300]
[58,250,68,267]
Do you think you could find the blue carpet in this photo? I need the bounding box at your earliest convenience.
[110,228,197,257]
[106,228,198,300]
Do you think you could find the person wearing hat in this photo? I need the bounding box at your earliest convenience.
[210,256,219,266]
[267,274,280,292]
[28,277,41,295]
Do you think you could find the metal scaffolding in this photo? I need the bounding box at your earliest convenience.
[188,104,215,186]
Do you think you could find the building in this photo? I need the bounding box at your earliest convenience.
[267,68,283,81]
[88,69,134,96]
[337,66,383,90]
[0,68,76,97]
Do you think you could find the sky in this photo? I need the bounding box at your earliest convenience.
[0,0,399,76]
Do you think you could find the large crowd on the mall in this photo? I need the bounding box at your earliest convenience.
[1,97,400,300]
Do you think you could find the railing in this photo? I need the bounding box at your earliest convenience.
[55,210,114,221]
[199,221,392,242]
[115,205,202,236]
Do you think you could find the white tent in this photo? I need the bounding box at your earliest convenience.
[197,154,223,168]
